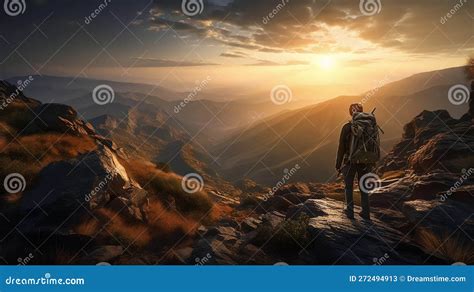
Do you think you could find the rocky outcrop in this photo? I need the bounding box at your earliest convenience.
[371,104,473,264]
[295,199,433,264]
[19,144,149,233]
[401,199,474,237]
[379,110,473,174]
[26,103,96,136]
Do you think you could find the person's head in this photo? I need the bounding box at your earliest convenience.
[349,103,363,116]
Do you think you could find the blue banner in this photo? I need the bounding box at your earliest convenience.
[0,266,472,292]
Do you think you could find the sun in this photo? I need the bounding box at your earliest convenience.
[318,55,336,70]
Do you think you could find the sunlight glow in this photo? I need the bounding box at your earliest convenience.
[318,56,336,70]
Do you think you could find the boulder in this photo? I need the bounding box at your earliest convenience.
[25,103,96,136]
[241,217,262,233]
[286,199,328,219]
[401,199,474,238]
[273,183,310,199]
[297,198,438,264]
[19,145,148,233]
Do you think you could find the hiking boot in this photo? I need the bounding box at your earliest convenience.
[359,211,370,220]
[343,208,354,219]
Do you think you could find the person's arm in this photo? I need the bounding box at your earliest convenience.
[336,123,349,171]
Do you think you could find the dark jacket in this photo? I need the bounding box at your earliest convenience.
[336,122,351,170]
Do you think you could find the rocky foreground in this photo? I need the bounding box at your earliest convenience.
[180,99,473,265]
[0,80,472,265]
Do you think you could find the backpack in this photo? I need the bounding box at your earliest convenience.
[348,111,381,164]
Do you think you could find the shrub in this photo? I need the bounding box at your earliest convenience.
[271,213,311,252]
[254,213,311,253]
[415,228,473,264]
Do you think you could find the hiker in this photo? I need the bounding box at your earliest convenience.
[335,103,381,220]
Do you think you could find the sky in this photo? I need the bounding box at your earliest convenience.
[0,0,473,99]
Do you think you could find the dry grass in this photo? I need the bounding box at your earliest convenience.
[0,134,96,197]
[381,170,405,180]
[96,208,151,247]
[74,217,101,237]
[123,159,213,219]
[415,228,474,264]
[74,199,200,249]
[210,203,233,221]
[146,200,199,235]
[0,102,35,131]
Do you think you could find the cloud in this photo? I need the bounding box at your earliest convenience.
[130,58,218,67]
[151,0,473,56]
[220,51,248,58]
[246,59,310,66]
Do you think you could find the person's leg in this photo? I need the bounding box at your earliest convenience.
[357,164,372,219]
[343,164,356,218]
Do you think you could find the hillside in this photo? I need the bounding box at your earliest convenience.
[0,80,215,264]
[214,66,470,185]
